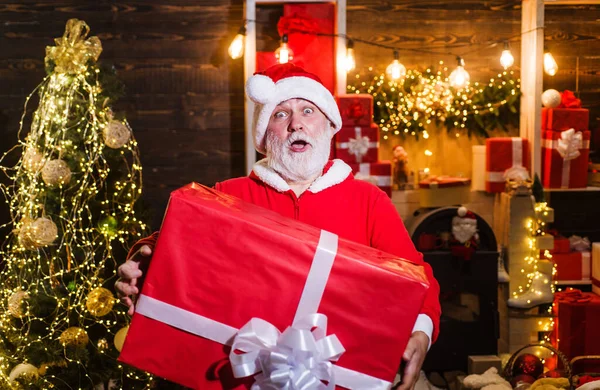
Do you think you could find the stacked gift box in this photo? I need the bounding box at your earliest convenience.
[544,233,591,283]
[485,137,531,193]
[541,91,591,189]
[335,94,392,197]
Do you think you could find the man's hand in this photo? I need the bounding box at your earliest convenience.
[115,244,153,315]
[396,331,429,390]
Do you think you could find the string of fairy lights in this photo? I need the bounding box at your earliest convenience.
[228,21,561,85]
[0,19,152,388]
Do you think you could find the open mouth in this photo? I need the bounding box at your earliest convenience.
[290,139,310,152]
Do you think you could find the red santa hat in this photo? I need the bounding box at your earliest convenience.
[245,63,342,154]
[453,206,477,224]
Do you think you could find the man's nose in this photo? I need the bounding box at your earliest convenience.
[288,114,303,132]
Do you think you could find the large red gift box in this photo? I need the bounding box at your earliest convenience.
[335,124,380,164]
[542,129,591,189]
[551,251,590,281]
[347,161,392,197]
[553,289,600,362]
[119,183,428,389]
[542,107,589,132]
[485,137,531,193]
[337,94,374,126]
[550,235,571,254]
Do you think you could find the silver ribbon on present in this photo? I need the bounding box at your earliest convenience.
[347,136,371,163]
[569,235,591,252]
[503,165,530,182]
[557,129,583,161]
[230,314,345,390]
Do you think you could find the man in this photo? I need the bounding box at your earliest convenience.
[116,63,441,390]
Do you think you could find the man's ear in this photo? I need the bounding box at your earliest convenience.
[329,122,336,136]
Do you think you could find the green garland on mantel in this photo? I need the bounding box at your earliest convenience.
[347,64,521,140]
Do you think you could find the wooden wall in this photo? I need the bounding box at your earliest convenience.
[1,1,598,232]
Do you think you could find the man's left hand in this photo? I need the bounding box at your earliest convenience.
[396,331,429,390]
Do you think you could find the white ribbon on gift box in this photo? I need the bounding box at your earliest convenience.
[336,127,379,163]
[542,129,590,188]
[355,163,391,188]
[569,235,591,252]
[135,230,393,390]
[486,138,527,183]
[582,252,591,280]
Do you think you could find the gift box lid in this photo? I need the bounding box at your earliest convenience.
[418,176,471,189]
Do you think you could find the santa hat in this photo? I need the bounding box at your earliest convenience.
[245,63,342,154]
[453,206,477,224]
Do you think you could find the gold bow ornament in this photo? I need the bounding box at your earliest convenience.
[45,19,102,74]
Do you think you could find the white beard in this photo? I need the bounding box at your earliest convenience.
[265,128,331,182]
[452,222,477,244]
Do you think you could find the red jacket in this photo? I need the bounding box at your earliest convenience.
[129,159,441,343]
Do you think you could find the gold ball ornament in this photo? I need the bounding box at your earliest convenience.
[59,327,89,347]
[8,290,29,318]
[103,120,131,149]
[41,159,71,186]
[22,147,44,172]
[114,326,129,352]
[8,363,39,383]
[97,338,109,352]
[86,287,115,317]
[18,217,58,249]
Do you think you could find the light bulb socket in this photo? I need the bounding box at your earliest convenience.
[393,50,400,60]
[347,39,354,49]
[456,56,465,67]
[237,26,247,35]
[503,41,510,50]
[282,34,289,44]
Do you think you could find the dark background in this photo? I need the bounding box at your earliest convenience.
[1,1,598,232]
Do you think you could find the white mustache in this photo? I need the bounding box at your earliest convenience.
[286,132,314,147]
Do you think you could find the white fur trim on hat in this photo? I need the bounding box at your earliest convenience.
[246,75,342,154]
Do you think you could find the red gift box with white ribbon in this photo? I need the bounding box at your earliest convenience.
[542,129,591,189]
[347,161,392,197]
[485,137,531,193]
[119,183,428,389]
[335,124,379,164]
[552,251,590,281]
[336,94,373,126]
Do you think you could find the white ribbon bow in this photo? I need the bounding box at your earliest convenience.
[569,235,591,252]
[503,165,530,182]
[557,129,583,161]
[348,136,371,162]
[230,314,345,390]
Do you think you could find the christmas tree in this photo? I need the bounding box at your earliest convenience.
[0,19,153,389]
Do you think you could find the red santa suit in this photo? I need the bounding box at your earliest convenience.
[129,158,441,344]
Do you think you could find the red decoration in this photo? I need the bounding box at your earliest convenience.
[560,90,582,109]
[119,183,429,389]
[485,137,531,193]
[347,161,392,197]
[512,354,544,379]
[335,124,380,164]
[551,251,590,281]
[337,94,374,126]
[510,374,537,388]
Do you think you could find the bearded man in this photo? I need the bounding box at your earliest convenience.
[116,63,441,390]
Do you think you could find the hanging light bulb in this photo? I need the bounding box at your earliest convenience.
[449,56,470,89]
[275,34,294,64]
[385,51,406,80]
[544,47,558,76]
[345,39,356,72]
[228,26,246,60]
[500,41,514,69]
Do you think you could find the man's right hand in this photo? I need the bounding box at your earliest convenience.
[115,244,153,315]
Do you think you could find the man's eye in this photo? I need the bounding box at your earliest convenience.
[303,107,314,114]
[274,111,287,118]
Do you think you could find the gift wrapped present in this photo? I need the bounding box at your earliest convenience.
[551,251,590,281]
[119,183,428,389]
[336,94,373,126]
[553,289,600,360]
[485,137,531,193]
[550,234,571,254]
[347,161,392,197]
[542,90,589,132]
[593,243,600,295]
[418,176,471,208]
[335,124,379,164]
[542,129,591,189]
